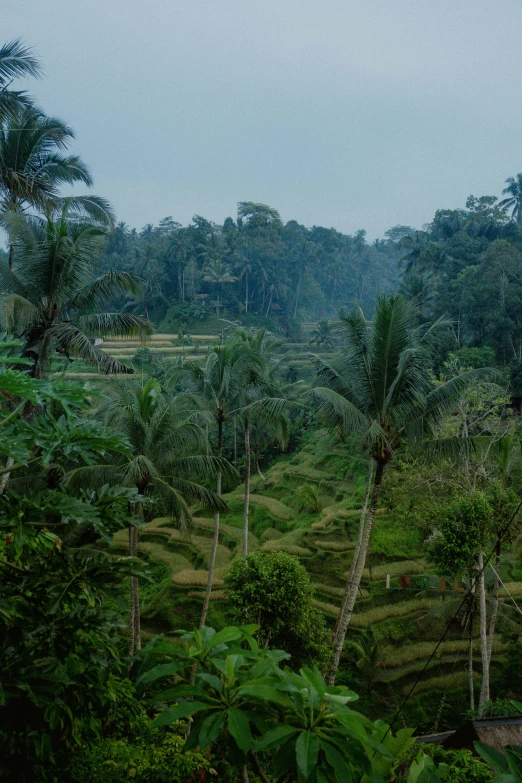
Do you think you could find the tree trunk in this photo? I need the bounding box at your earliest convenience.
[128,523,141,660]
[245,270,248,314]
[293,272,303,319]
[8,243,14,271]
[242,418,251,557]
[0,457,14,495]
[200,416,223,629]
[327,459,385,685]
[478,552,490,715]
[487,541,501,666]
[469,608,475,712]
[332,458,374,643]
[233,416,237,468]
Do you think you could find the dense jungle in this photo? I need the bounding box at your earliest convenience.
[4,39,522,783]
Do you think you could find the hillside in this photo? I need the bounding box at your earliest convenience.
[109,425,518,732]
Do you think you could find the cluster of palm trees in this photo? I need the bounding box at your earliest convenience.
[0,39,150,376]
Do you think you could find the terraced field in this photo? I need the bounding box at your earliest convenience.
[109,425,519,727]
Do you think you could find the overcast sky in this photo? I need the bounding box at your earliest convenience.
[6,0,522,238]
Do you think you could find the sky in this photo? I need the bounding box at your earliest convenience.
[5,0,522,238]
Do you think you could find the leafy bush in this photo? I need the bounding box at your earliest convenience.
[69,719,215,782]
[225,551,330,667]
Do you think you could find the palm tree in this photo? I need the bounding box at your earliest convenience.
[202,258,237,316]
[0,107,114,268]
[310,294,491,683]
[232,329,286,557]
[175,339,260,626]
[91,378,228,656]
[310,320,336,348]
[0,206,151,377]
[0,39,41,119]
[0,108,94,215]
[348,630,384,694]
[499,174,522,224]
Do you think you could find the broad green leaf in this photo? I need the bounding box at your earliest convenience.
[207,626,242,649]
[296,730,320,780]
[506,748,522,778]
[197,673,223,691]
[255,723,299,751]
[152,700,209,727]
[225,654,244,684]
[511,701,522,715]
[325,691,359,706]
[321,739,353,783]
[199,710,226,749]
[475,742,510,774]
[135,661,186,686]
[239,683,294,708]
[227,708,251,753]
[316,768,330,783]
[300,666,326,698]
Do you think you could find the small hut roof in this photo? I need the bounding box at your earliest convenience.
[442,716,522,752]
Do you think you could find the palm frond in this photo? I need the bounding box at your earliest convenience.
[46,323,135,374]
[77,313,153,339]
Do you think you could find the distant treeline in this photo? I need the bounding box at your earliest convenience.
[98,201,401,328]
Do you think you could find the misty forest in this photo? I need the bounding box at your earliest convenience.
[5,39,522,783]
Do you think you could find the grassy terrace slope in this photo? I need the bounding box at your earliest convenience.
[110,426,518,726]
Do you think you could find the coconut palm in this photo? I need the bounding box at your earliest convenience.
[310,294,492,683]
[87,378,229,656]
[232,329,288,557]
[0,39,41,119]
[174,338,261,626]
[499,173,522,224]
[0,107,96,215]
[310,319,336,348]
[0,207,151,377]
[202,258,237,316]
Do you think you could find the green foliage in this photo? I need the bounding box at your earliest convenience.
[475,741,522,781]
[297,482,322,513]
[499,641,522,699]
[149,624,417,782]
[428,492,493,578]
[397,744,493,783]
[69,719,215,783]
[224,551,330,667]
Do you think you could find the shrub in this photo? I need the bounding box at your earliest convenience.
[224,551,330,667]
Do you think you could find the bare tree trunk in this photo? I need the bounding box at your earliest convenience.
[242,419,251,557]
[487,541,501,666]
[327,460,384,685]
[200,417,223,629]
[256,457,266,482]
[128,523,141,660]
[469,608,475,712]
[332,459,373,643]
[0,457,14,495]
[293,272,303,319]
[478,552,489,715]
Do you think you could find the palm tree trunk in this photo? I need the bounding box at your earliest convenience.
[293,272,303,319]
[0,457,14,495]
[128,523,141,659]
[8,243,14,271]
[242,418,251,557]
[478,552,489,715]
[332,459,373,643]
[487,541,501,666]
[469,608,475,712]
[200,417,223,629]
[233,416,238,468]
[245,270,249,314]
[327,459,385,685]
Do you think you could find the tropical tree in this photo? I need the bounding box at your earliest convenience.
[202,258,237,315]
[499,173,522,224]
[91,377,229,656]
[310,294,492,683]
[310,319,336,348]
[0,39,41,119]
[174,338,260,627]
[0,108,95,216]
[0,207,151,376]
